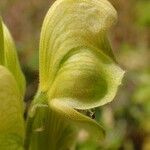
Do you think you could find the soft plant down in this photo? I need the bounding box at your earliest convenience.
[0,0,124,150]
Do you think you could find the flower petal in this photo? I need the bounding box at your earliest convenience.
[39,0,119,91]
[49,98,105,140]
[0,66,24,149]
[48,48,124,109]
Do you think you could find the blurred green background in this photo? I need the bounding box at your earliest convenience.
[0,0,149,149]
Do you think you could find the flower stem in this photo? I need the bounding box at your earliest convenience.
[25,93,76,150]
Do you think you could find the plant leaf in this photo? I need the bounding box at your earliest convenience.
[0,66,24,149]
[0,18,26,96]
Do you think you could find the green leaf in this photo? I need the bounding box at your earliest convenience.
[0,66,24,149]
[0,18,26,96]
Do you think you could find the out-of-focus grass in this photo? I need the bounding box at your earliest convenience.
[136,0,150,27]
[0,0,149,149]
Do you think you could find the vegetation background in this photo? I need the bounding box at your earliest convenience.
[0,0,149,149]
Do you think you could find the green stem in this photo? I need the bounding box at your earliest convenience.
[25,92,76,150]
[25,92,48,150]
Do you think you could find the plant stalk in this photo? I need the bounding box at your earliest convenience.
[25,93,76,150]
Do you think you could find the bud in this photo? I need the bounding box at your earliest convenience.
[0,18,26,97]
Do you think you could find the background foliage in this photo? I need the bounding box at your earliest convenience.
[0,0,149,149]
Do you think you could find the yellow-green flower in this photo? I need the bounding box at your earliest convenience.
[28,0,124,149]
